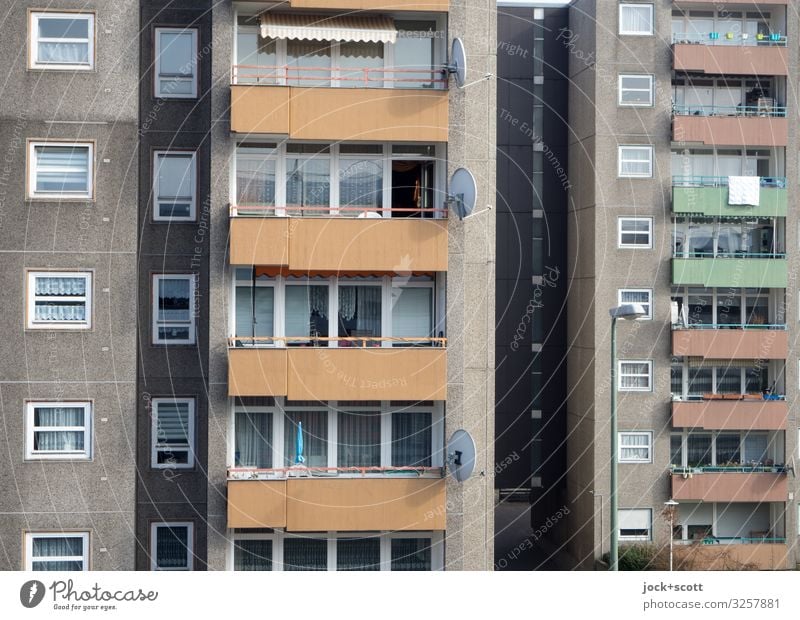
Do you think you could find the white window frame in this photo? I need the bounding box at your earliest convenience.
[154,27,198,99]
[618,360,653,392]
[29,11,95,71]
[618,74,654,107]
[619,3,654,36]
[618,509,652,541]
[619,431,653,463]
[152,274,197,345]
[618,145,653,178]
[26,271,93,330]
[150,522,194,571]
[618,217,653,249]
[28,140,94,200]
[151,398,196,469]
[618,288,652,320]
[25,401,92,460]
[153,150,197,221]
[25,532,89,571]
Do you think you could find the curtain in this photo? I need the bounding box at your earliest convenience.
[744,434,769,464]
[620,148,651,175]
[286,286,328,338]
[744,366,768,393]
[337,411,381,467]
[338,286,381,337]
[337,538,380,571]
[32,536,84,570]
[236,150,276,207]
[391,288,432,339]
[620,434,649,460]
[620,5,652,33]
[620,363,649,389]
[33,406,85,452]
[670,435,683,466]
[156,526,189,569]
[286,158,330,208]
[286,41,331,87]
[715,434,741,465]
[715,367,741,394]
[339,42,383,86]
[391,411,432,467]
[158,278,190,321]
[38,42,89,64]
[390,538,431,571]
[235,411,272,468]
[35,146,89,192]
[156,402,190,446]
[687,368,712,396]
[235,286,275,341]
[35,276,86,296]
[234,540,272,571]
[687,435,712,467]
[283,538,327,571]
[339,160,383,208]
[284,410,328,467]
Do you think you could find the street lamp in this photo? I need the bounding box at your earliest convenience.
[664,499,679,571]
[608,303,647,571]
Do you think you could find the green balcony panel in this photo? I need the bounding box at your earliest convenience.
[673,187,787,217]
[672,258,787,288]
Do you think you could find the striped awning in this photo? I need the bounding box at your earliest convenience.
[260,13,398,44]
[688,358,760,368]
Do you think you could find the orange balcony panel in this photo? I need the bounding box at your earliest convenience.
[671,472,787,502]
[227,347,447,401]
[228,348,288,397]
[671,329,787,359]
[229,218,290,265]
[673,43,788,76]
[672,400,788,431]
[289,0,449,9]
[287,347,446,401]
[231,85,448,142]
[673,543,789,571]
[285,478,446,531]
[672,115,787,147]
[227,480,287,528]
[230,85,290,134]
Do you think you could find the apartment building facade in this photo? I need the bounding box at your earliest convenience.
[566,0,799,570]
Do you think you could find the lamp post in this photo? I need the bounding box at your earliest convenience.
[608,303,647,571]
[664,499,679,571]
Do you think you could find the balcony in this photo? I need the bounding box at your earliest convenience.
[229,214,448,271]
[672,177,786,218]
[672,107,787,147]
[670,469,787,502]
[230,78,448,141]
[672,37,788,76]
[227,476,446,531]
[227,340,447,401]
[672,398,788,431]
[672,256,786,288]
[673,540,788,570]
[239,0,449,9]
[671,326,787,360]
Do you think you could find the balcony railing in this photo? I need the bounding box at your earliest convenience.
[673,251,785,259]
[672,104,786,118]
[232,64,448,89]
[671,465,786,474]
[672,32,787,46]
[229,336,447,348]
[677,536,786,545]
[230,204,447,218]
[671,394,785,402]
[671,323,785,330]
[228,466,443,480]
[672,175,786,188]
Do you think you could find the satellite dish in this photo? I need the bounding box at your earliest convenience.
[444,38,467,88]
[447,429,476,482]
[447,167,477,220]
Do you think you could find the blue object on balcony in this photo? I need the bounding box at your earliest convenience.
[709,32,719,40]
[770,33,780,42]
[295,421,305,464]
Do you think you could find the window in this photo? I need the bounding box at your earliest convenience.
[619,4,654,36]
[283,538,327,571]
[618,146,653,177]
[618,360,653,391]
[618,289,652,319]
[392,411,432,466]
[618,509,652,540]
[618,217,653,248]
[151,522,193,570]
[25,532,89,571]
[391,538,432,571]
[337,538,380,571]
[30,12,94,70]
[28,141,93,199]
[25,402,91,460]
[234,539,272,571]
[284,409,328,468]
[235,409,272,469]
[619,74,654,106]
[26,271,92,330]
[153,151,196,221]
[151,399,195,468]
[154,28,198,98]
[152,274,196,344]
[619,432,653,463]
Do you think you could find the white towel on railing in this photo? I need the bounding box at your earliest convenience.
[728,176,760,206]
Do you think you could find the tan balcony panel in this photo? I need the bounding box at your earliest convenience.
[673,543,789,570]
[229,218,290,266]
[231,85,448,142]
[671,472,787,502]
[673,115,787,147]
[672,399,788,431]
[228,480,288,528]
[286,478,445,531]
[671,329,787,359]
[228,347,447,400]
[673,43,788,76]
[288,0,449,9]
